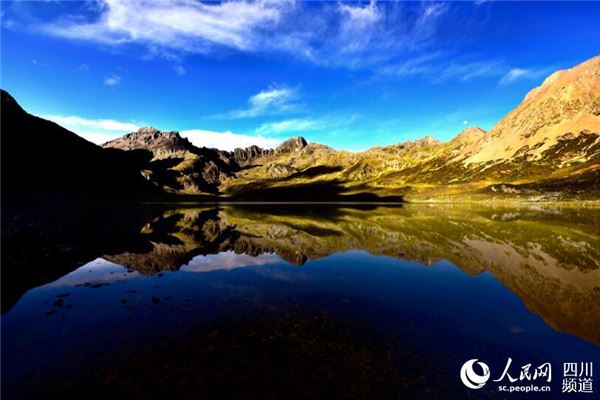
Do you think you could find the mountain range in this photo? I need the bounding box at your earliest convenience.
[2,55,599,202]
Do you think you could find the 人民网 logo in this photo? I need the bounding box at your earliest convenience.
[458,357,585,393]
[460,359,491,389]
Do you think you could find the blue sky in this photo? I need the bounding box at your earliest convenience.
[2,1,599,151]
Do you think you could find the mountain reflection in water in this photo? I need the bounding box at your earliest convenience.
[2,204,599,399]
[102,205,600,346]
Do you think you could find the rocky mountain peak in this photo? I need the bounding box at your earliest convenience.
[524,55,600,104]
[103,127,196,160]
[232,145,273,164]
[459,126,486,135]
[137,126,161,135]
[451,127,487,144]
[416,136,440,146]
[276,137,308,153]
[391,136,441,149]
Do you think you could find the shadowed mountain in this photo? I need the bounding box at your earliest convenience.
[0,202,166,312]
[0,90,157,201]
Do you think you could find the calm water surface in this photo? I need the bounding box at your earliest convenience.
[2,204,599,399]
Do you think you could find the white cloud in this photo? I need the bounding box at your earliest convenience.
[104,74,121,86]
[256,118,319,135]
[37,0,452,72]
[256,114,360,135]
[43,114,140,144]
[44,115,139,132]
[381,57,553,85]
[499,67,550,85]
[336,0,382,56]
[43,113,281,150]
[75,131,125,145]
[174,64,186,75]
[31,58,49,67]
[376,52,441,78]
[500,68,528,85]
[311,1,450,69]
[30,1,536,85]
[215,86,301,119]
[421,3,448,20]
[0,9,17,31]
[75,63,90,72]
[463,120,468,125]
[180,129,280,151]
[436,60,504,83]
[42,0,287,53]
[339,1,380,25]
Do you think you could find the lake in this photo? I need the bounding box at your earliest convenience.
[2,203,599,399]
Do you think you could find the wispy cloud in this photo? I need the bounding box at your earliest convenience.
[31,58,49,68]
[214,86,302,119]
[435,60,504,83]
[41,0,288,53]
[255,118,320,135]
[379,55,552,86]
[376,52,441,78]
[180,129,280,151]
[173,65,186,75]
[255,114,360,136]
[336,1,382,57]
[36,0,454,72]
[75,63,90,72]
[303,1,451,69]
[499,67,551,85]
[0,9,17,31]
[23,0,550,86]
[104,74,121,86]
[45,115,139,132]
[43,114,140,144]
[501,68,529,84]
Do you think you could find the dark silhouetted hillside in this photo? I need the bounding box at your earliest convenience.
[1,89,157,201]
